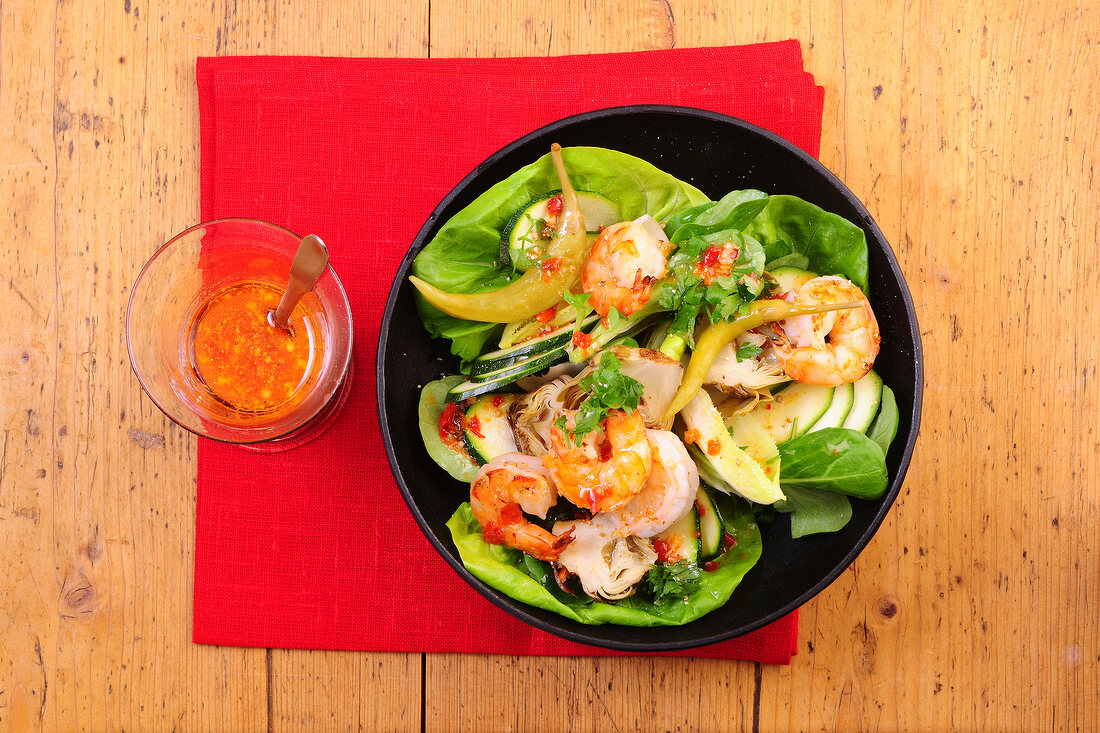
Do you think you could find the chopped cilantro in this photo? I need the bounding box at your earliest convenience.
[645,560,702,605]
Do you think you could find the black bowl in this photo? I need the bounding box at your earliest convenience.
[377,106,922,651]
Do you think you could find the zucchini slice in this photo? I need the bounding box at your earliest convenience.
[463,394,519,464]
[750,381,835,444]
[472,344,569,384]
[695,486,724,561]
[807,381,855,432]
[654,503,700,565]
[501,191,620,271]
[472,315,599,377]
[447,344,574,401]
[842,370,884,432]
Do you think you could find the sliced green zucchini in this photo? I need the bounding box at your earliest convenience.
[472,316,599,377]
[448,345,572,400]
[749,381,835,444]
[472,342,572,382]
[501,191,620,271]
[463,394,518,464]
[654,503,700,565]
[842,370,884,432]
[498,303,579,349]
[807,381,855,432]
[446,377,508,403]
[769,266,816,293]
[695,486,723,560]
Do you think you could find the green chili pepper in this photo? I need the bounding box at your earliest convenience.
[662,299,859,421]
[409,144,587,323]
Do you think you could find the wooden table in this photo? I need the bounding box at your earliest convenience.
[2,1,1096,730]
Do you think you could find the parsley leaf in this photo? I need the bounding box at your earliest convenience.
[645,560,702,605]
[558,351,644,446]
[735,342,764,362]
[562,290,593,338]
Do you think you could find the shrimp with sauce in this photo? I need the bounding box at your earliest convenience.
[606,429,699,538]
[470,453,574,562]
[543,408,652,513]
[773,275,881,386]
[580,215,672,318]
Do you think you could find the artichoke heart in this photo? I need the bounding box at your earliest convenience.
[552,514,657,600]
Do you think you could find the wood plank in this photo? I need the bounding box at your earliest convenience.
[425,654,759,732]
[270,651,421,732]
[1,1,426,731]
[1,1,64,729]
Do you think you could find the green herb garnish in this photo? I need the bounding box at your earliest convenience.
[735,342,764,362]
[554,351,643,446]
[645,560,702,605]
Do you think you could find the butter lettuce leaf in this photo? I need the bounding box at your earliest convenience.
[446,500,762,626]
[412,147,710,365]
[742,195,870,292]
[418,376,480,482]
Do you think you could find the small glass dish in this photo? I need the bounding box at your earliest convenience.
[127,218,353,450]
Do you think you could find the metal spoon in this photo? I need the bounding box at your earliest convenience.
[270,234,329,330]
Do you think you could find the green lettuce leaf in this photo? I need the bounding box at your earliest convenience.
[446,500,762,626]
[742,195,870,292]
[418,377,479,482]
[778,427,889,500]
[866,384,900,455]
[774,484,853,538]
[412,147,710,365]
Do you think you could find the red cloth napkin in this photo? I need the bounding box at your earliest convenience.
[195,43,823,663]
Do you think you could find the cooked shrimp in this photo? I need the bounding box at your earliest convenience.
[773,275,881,386]
[543,409,652,513]
[607,429,699,538]
[580,215,672,318]
[470,453,574,562]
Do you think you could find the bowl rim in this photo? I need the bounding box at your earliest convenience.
[377,104,923,651]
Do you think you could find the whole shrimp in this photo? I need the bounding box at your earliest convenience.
[470,453,574,562]
[606,429,699,538]
[543,408,652,513]
[774,275,881,386]
[580,216,672,318]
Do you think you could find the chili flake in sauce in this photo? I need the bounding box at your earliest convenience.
[190,281,316,412]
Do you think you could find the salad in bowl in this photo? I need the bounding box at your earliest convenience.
[405,142,901,628]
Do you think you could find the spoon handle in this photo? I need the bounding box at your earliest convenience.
[273,234,329,329]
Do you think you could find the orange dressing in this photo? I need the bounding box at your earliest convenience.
[189,281,320,413]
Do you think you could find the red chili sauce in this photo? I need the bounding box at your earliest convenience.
[190,281,317,413]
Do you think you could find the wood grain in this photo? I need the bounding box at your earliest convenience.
[1,0,1096,731]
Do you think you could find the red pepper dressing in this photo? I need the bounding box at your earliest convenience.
[189,281,320,413]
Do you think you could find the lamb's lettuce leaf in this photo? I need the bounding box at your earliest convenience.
[778,427,889,500]
[446,500,762,626]
[774,484,853,538]
[412,147,709,365]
